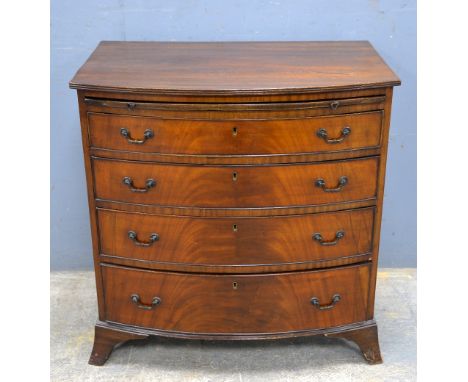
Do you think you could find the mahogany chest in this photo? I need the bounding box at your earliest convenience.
[69,41,400,365]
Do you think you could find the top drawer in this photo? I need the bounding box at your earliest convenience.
[87,111,383,156]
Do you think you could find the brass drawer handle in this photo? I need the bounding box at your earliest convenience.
[330,100,340,110]
[122,177,156,193]
[312,230,345,246]
[130,294,161,310]
[128,231,159,247]
[310,294,341,310]
[315,176,348,192]
[316,127,351,144]
[120,128,154,144]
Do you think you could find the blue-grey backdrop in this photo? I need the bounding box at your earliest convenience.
[51,0,416,269]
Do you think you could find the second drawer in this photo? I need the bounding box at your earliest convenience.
[98,207,374,270]
[92,157,378,208]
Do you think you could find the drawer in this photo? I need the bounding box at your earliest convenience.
[92,157,378,208]
[87,111,382,156]
[98,208,374,270]
[101,263,370,333]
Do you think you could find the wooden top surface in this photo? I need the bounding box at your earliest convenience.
[69,41,400,95]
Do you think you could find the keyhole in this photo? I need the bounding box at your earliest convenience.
[232,282,238,290]
[233,224,238,232]
[232,127,238,136]
[232,172,238,181]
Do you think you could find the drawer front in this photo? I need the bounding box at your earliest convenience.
[88,112,382,156]
[102,264,370,333]
[98,208,374,268]
[93,157,378,208]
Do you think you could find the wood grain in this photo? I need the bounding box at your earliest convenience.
[70,41,400,94]
[94,198,377,217]
[366,87,395,319]
[89,146,382,165]
[88,324,148,366]
[101,263,370,334]
[325,321,382,364]
[70,41,400,365]
[77,91,106,320]
[92,157,378,208]
[84,96,385,112]
[99,254,373,274]
[97,207,374,270]
[93,318,377,341]
[88,111,383,156]
[84,96,385,121]
[80,87,386,104]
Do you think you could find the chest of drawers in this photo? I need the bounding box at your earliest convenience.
[69,41,400,366]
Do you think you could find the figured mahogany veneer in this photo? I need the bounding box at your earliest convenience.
[93,157,378,208]
[69,41,399,93]
[87,111,383,156]
[70,41,399,366]
[102,263,370,334]
[97,207,374,272]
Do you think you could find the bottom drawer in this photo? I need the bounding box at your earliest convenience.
[102,264,370,334]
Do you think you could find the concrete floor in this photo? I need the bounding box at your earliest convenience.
[51,269,416,382]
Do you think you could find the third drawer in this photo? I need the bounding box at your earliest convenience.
[98,207,374,272]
